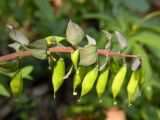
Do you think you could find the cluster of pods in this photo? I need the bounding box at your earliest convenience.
[8,21,144,106]
[51,49,144,106]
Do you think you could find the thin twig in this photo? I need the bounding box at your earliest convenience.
[0,47,140,62]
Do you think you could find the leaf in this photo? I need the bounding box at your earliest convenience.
[99,56,110,71]
[66,20,84,46]
[9,29,29,45]
[131,32,160,50]
[86,35,96,45]
[0,59,19,72]
[131,57,141,71]
[102,30,112,50]
[28,48,47,60]
[45,36,65,45]
[34,0,54,22]
[99,62,107,71]
[105,40,112,50]
[102,30,112,41]
[21,66,33,80]
[63,65,73,79]
[115,31,127,50]
[123,0,150,13]
[27,39,48,60]
[8,42,21,52]
[0,83,10,97]
[54,36,65,43]
[29,39,48,50]
[133,43,152,82]
[79,45,97,66]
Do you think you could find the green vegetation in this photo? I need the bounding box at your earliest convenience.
[0,0,160,119]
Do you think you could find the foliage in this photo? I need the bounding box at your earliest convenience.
[0,0,160,120]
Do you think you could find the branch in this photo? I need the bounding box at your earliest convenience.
[0,47,140,62]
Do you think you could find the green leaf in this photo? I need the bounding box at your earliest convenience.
[102,30,112,50]
[27,39,48,60]
[66,20,84,46]
[0,66,34,80]
[0,59,19,72]
[86,35,96,45]
[29,39,48,50]
[99,57,109,71]
[8,42,21,52]
[45,36,65,46]
[133,43,152,82]
[34,0,54,22]
[21,66,33,80]
[0,83,10,97]
[28,48,47,60]
[79,45,97,66]
[131,32,160,50]
[123,0,150,13]
[102,30,112,41]
[54,36,65,43]
[9,29,29,45]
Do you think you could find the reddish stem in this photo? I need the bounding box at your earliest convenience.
[0,47,140,62]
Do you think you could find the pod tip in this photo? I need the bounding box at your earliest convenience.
[73,91,77,96]
[59,58,64,61]
[99,99,102,103]
[13,97,19,102]
[78,98,81,103]
[53,94,56,99]
[128,103,132,107]
[113,101,117,105]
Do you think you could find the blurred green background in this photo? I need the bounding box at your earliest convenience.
[0,0,160,120]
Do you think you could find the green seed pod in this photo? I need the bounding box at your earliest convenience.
[127,69,140,106]
[111,65,127,102]
[71,49,80,70]
[96,68,109,98]
[73,66,86,95]
[138,67,144,90]
[10,70,23,97]
[80,66,98,97]
[52,58,65,98]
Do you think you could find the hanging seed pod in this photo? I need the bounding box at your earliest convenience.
[127,69,140,106]
[10,70,23,97]
[111,65,127,103]
[73,66,86,95]
[71,49,80,70]
[96,68,109,99]
[52,58,65,98]
[138,67,145,90]
[80,66,98,98]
